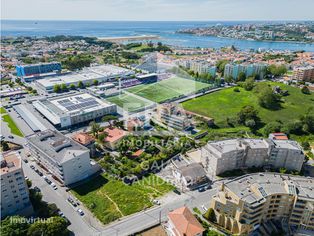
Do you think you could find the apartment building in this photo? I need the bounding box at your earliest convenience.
[26,129,93,186]
[155,103,192,130]
[1,152,33,219]
[201,138,304,176]
[210,173,314,235]
[224,63,267,79]
[293,66,314,82]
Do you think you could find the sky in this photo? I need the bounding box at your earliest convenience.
[2,0,314,21]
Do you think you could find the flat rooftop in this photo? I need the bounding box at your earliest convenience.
[37,64,133,88]
[27,129,89,164]
[1,151,22,175]
[224,173,314,205]
[34,93,114,119]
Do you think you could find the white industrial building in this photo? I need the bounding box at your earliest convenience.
[33,93,117,128]
[36,64,134,92]
[201,138,305,176]
[26,130,94,186]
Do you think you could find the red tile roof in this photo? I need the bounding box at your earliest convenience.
[103,127,127,143]
[272,133,288,140]
[72,132,95,145]
[168,207,204,236]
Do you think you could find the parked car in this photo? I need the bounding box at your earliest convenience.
[8,135,14,139]
[173,189,181,195]
[23,159,28,163]
[51,183,58,190]
[198,187,206,192]
[201,204,208,212]
[67,197,77,207]
[45,178,52,185]
[34,186,41,192]
[30,165,35,170]
[77,208,84,216]
[153,199,161,205]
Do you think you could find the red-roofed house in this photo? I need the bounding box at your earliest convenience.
[269,133,289,140]
[167,207,205,236]
[103,127,127,150]
[72,132,96,156]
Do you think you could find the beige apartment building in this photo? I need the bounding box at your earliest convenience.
[201,138,304,176]
[210,173,314,235]
[293,66,314,82]
[1,151,33,219]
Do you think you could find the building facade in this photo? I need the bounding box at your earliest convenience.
[155,103,192,130]
[293,66,314,82]
[201,138,304,176]
[16,62,61,79]
[210,173,314,235]
[1,152,33,219]
[224,63,267,80]
[26,130,93,186]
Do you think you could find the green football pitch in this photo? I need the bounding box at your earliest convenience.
[126,77,212,103]
[107,92,154,112]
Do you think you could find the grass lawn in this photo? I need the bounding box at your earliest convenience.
[0,107,6,114]
[182,82,314,127]
[71,174,174,225]
[127,77,212,103]
[107,93,153,112]
[2,114,24,137]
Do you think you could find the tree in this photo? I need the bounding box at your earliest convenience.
[237,105,259,125]
[69,84,76,90]
[257,86,280,109]
[233,87,240,92]
[53,84,61,93]
[263,121,282,136]
[27,217,69,236]
[0,141,10,151]
[93,80,99,86]
[90,121,101,138]
[243,77,255,91]
[237,71,246,82]
[77,81,85,89]
[267,64,287,77]
[216,60,228,74]
[102,115,118,128]
[204,208,216,222]
[61,83,68,92]
[300,114,314,133]
[245,119,256,129]
[1,216,30,236]
[301,86,310,94]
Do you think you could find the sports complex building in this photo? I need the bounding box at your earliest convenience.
[36,64,134,92]
[33,93,117,128]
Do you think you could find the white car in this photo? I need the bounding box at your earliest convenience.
[201,205,208,212]
[153,199,161,205]
[77,208,84,216]
[51,183,58,190]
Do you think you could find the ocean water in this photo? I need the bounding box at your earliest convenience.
[2,20,314,52]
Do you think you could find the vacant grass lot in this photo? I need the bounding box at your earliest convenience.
[1,107,23,137]
[71,174,174,225]
[107,93,153,112]
[182,82,314,126]
[127,77,212,103]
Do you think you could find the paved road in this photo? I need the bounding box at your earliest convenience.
[21,149,104,236]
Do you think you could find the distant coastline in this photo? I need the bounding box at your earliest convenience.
[2,20,314,52]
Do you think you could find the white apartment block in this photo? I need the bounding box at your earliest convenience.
[26,130,93,186]
[1,152,33,219]
[201,138,304,176]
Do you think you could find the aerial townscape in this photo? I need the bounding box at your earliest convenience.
[1,1,314,236]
